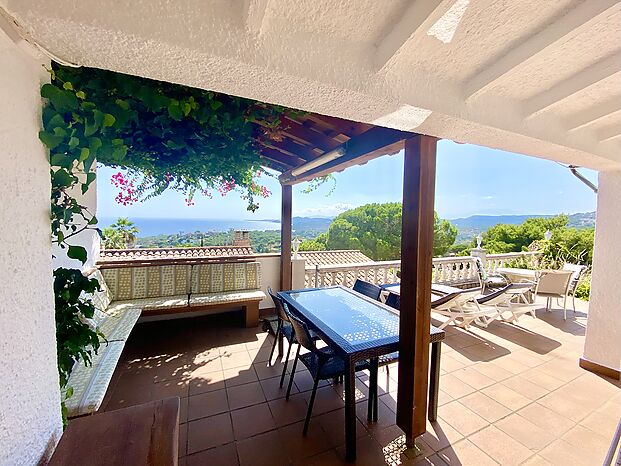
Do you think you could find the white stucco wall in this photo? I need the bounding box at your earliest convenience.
[52,170,100,270]
[583,170,621,374]
[0,31,62,465]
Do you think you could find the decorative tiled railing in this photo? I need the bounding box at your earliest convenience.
[304,251,541,289]
[98,246,254,267]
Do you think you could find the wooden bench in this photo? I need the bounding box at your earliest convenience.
[49,398,179,466]
[64,262,265,417]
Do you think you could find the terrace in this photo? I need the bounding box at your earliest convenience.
[101,295,620,465]
[1,1,621,465]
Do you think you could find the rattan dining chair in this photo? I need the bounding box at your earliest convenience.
[353,279,382,300]
[283,307,372,435]
[267,287,318,387]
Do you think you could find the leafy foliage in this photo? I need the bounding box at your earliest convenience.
[478,215,569,253]
[306,203,457,260]
[102,217,139,249]
[42,64,298,211]
[54,268,104,424]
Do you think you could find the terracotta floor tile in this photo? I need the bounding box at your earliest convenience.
[438,401,489,436]
[501,375,550,401]
[356,397,396,431]
[236,430,290,466]
[188,356,224,378]
[187,389,229,421]
[150,379,189,401]
[230,402,277,440]
[416,454,450,465]
[437,373,476,400]
[254,360,291,380]
[560,424,610,461]
[521,454,553,465]
[186,442,239,466]
[459,391,512,423]
[297,449,345,466]
[436,439,498,466]
[227,381,266,410]
[260,374,299,401]
[481,383,531,411]
[223,366,259,387]
[187,412,234,454]
[303,385,345,415]
[538,438,598,466]
[188,369,226,396]
[268,393,309,427]
[468,425,532,466]
[495,413,556,451]
[517,402,575,435]
[334,435,388,466]
[470,361,514,382]
[450,366,496,390]
[315,407,368,448]
[292,369,331,393]
[221,350,254,370]
[421,419,464,452]
[220,341,253,354]
[279,420,332,459]
[520,367,566,391]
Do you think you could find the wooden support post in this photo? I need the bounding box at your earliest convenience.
[397,135,437,447]
[280,184,293,291]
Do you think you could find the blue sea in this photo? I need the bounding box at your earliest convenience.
[99,217,280,237]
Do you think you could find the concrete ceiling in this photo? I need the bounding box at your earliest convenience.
[2,0,620,170]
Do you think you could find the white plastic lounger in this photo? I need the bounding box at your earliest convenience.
[475,283,536,324]
[431,287,500,329]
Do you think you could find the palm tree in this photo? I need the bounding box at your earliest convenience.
[105,217,139,248]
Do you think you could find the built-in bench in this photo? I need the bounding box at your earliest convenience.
[64,261,265,417]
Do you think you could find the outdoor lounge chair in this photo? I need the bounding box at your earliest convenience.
[563,263,588,311]
[430,286,500,329]
[474,257,508,292]
[534,270,575,320]
[475,283,536,324]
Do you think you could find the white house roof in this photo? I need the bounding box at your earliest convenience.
[2,0,620,169]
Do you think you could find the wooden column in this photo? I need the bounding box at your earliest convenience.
[396,135,437,447]
[280,183,293,290]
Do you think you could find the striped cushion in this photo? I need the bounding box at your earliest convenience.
[94,307,141,342]
[86,269,113,313]
[113,295,189,311]
[189,290,266,307]
[64,341,125,417]
[102,265,191,300]
[191,262,261,294]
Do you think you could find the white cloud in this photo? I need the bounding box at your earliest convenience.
[295,203,354,218]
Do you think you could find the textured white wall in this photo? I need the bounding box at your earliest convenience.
[0,32,62,465]
[52,169,100,270]
[583,170,621,373]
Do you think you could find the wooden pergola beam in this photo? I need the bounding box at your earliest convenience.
[278,126,410,185]
[280,184,292,291]
[397,135,437,446]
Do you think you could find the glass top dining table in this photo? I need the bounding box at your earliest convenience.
[278,285,445,462]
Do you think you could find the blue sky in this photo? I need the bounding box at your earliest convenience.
[97,140,598,221]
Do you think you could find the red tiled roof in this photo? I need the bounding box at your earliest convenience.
[298,250,373,266]
[98,245,254,264]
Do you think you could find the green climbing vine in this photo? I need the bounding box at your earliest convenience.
[41,63,304,424]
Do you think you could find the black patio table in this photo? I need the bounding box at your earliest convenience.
[278,285,445,462]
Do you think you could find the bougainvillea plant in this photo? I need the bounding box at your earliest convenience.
[40,63,305,424]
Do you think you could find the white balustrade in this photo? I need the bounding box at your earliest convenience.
[303,251,541,289]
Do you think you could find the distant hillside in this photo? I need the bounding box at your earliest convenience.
[451,212,595,242]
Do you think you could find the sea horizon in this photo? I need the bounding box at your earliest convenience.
[98,217,281,237]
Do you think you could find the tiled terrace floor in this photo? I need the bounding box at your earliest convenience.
[102,299,620,465]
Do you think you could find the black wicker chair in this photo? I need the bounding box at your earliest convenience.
[353,279,382,301]
[284,306,372,435]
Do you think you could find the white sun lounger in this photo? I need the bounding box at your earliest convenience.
[431,287,500,329]
[475,283,536,324]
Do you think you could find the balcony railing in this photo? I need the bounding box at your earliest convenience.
[304,252,541,289]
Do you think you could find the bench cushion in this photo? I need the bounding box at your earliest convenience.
[65,340,125,417]
[189,290,266,307]
[112,295,189,311]
[191,262,261,294]
[102,265,191,300]
[94,307,142,342]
